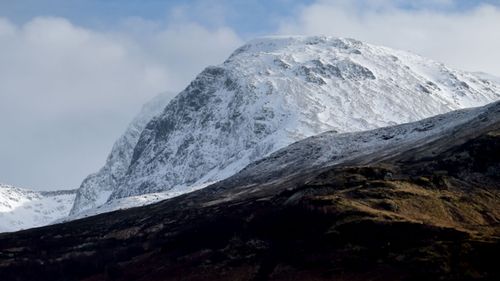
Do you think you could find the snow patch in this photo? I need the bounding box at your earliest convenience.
[0,184,76,233]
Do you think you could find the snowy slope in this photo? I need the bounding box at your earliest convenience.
[0,184,76,233]
[228,100,500,189]
[70,92,172,215]
[108,36,500,202]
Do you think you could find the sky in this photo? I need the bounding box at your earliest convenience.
[1,0,500,190]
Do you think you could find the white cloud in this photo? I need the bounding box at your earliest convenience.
[278,0,500,76]
[0,16,242,190]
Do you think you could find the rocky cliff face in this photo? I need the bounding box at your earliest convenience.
[70,92,172,215]
[109,36,500,202]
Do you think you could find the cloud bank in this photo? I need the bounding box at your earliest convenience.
[0,16,242,190]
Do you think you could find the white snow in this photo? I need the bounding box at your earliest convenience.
[0,184,76,233]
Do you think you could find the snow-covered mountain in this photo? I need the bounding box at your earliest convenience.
[111,36,500,197]
[0,184,76,232]
[70,92,172,215]
[73,36,500,215]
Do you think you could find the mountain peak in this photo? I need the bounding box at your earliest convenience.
[225,35,366,66]
[71,37,500,213]
[229,35,360,56]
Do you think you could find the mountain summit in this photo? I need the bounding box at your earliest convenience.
[71,36,500,214]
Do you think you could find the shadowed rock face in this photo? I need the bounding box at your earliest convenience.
[70,92,172,215]
[1,107,499,281]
